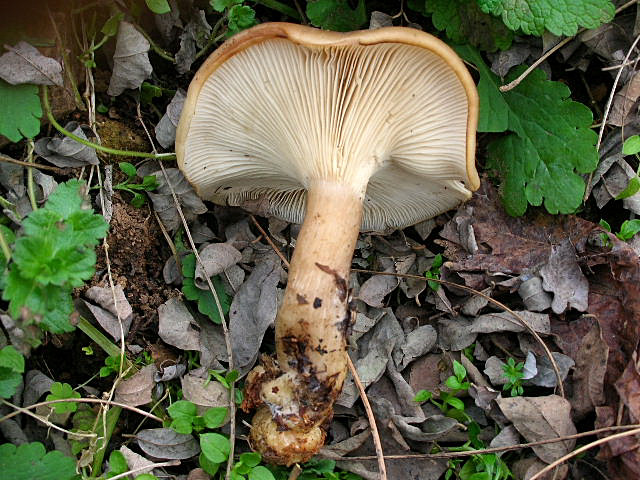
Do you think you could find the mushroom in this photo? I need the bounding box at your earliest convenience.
[176,23,479,465]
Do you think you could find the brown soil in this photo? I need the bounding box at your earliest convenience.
[94,193,177,339]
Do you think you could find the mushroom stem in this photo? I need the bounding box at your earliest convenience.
[245,180,365,465]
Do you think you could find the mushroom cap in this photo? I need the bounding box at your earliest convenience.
[176,23,479,231]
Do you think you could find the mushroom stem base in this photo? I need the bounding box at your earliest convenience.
[244,180,365,464]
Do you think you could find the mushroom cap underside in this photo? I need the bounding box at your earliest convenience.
[176,23,479,231]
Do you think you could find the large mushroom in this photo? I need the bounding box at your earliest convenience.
[176,23,479,465]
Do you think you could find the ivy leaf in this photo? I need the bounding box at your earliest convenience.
[417,0,513,52]
[0,442,77,480]
[457,46,598,216]
[306,0,367,32]
[477,0,615,36]
[0,80,41,142]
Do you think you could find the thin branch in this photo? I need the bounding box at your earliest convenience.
[250,215,290,267]
[584,32,640,201]
[26,140,37,211]
[352,268,566,398]
[500,0,640,92]
[327,424,640,461]
[0,153,66,174]
[0,397,163,424]
[529,427,640,480]
[106,460,181,480]
[347,355,387,480]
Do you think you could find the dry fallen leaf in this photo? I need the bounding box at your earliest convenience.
[136,428,200,460]
[158,297,201,351]
[115,364,157,407]
[107,21,153,96]
[181,371,230,421]
[540,239,589,314]
[496,395,577,463]
[0,41,63,86]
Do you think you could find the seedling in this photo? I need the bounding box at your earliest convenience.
[616,135,640,200]
[99,354,124,378]
[167,400,227,434]
[599,219,640,243]
[113,162,159,208]
[210,0,258,37]
[414,360,469,421]
[46,382,81,414]
[425,253,444,291]
[207,369,243,404]
[502,357,525,397]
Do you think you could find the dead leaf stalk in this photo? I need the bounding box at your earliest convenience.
[0,153,66,173]
[347,354,387,480]
[250,215,290,267]
[102,460,181,480]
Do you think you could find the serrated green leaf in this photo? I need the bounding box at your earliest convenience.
[477,0,615,36]
[145,0,171,14]
[306,0,366,32]
[0,367,23,398]
[623,135,640,155]
[0,346,24,373]
[3,268,75,333]
[38,179,85,219]
[0,442,77,480]
[457,50,598,215]
[46,382,81,414]
[423,0,513,52]
[200,432,230,464]
[228,5,258,35]
[0,80,41,142]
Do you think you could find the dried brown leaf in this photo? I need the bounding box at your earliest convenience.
[115,364,157,407]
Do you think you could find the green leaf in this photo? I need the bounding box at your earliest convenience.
[134,475,158,480]
[119,162,137,178]
[599,219,611,232]
[0,442,77,480]
[477,0,615,36]
[617,219,640,241]
[199,452,221,476]
[440,392,465,410]
[46,382,81,414]
[413,390,433,403]
[228,5,258,35]
[3,269,75,333]
[0,346,24,373]
[306,0,367,32]
[204,406,228,429]
[145,0,171,14]
[0,80,41,142]
[211,0,242,12]
[239,452,262,468]
[140,82,163,105]
[200,433,231,464]
[453,360,466,381]
[107,450,128,477]
[445,376,463,390]
[0,367,23,399]
[168,400,198,420]
[101,13,124,37]
[623,135,640,155]
[170,417,194,435]
[182,254,230,323]
[249,466,276,480]
[615,176,640,200]
[458,52,597,215]
[422,0,513,52]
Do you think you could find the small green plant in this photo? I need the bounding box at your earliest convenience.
[425,253,444,291]
[207,369,243,405]
[599,219,640,242]
[2,180,109,337]
[211,0,258,37]
[167,400,228,435]
[414,360,468,421]
[145,0,171,14]
[0,346,25,399]
[0,442,77,480]
[181,253,231,324]
[113,162,159,208]
[99,354,124,378]
[46,382,81,414]
[270,458,362,479]
[502,357,525,397]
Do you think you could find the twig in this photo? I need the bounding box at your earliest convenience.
[500,0,640,92]
[326,424,640,461]
[26,140,37,211]
[352,269,566,398]
[529,427,640,480]
[287,464,302,480]
[1,399,97,439]
[41,86,176,160]
[0,397,163,424]
[347,355,387,480]
[106,460,181,480]
[250,215,290,267]
[584,32,640,201]
[0,153,66,173]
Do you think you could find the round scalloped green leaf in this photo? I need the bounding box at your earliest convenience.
[478,0,615,36]
[0,80,41,142]
[0,442,77,480]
